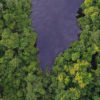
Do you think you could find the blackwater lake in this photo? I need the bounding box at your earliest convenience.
[31,0,84,71]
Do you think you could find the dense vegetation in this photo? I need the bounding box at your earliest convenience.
[0,0,46,100]
[49,0,100,99]
[0,0,100,100]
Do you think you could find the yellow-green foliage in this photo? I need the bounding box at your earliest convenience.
[0,0,45,100]
[50,0,100,99]
[0,0,100,100]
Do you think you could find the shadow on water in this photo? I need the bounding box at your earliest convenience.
[31,0,84,72]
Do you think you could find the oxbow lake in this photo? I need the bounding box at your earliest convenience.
[31,0,84,71]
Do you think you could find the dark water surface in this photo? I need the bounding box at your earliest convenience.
[31,0,84,71]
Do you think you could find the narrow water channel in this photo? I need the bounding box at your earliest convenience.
[31,0,84,71]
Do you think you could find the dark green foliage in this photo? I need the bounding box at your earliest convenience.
[0,0,100,100]
[49,0,100,100]
[0,0,45,100]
